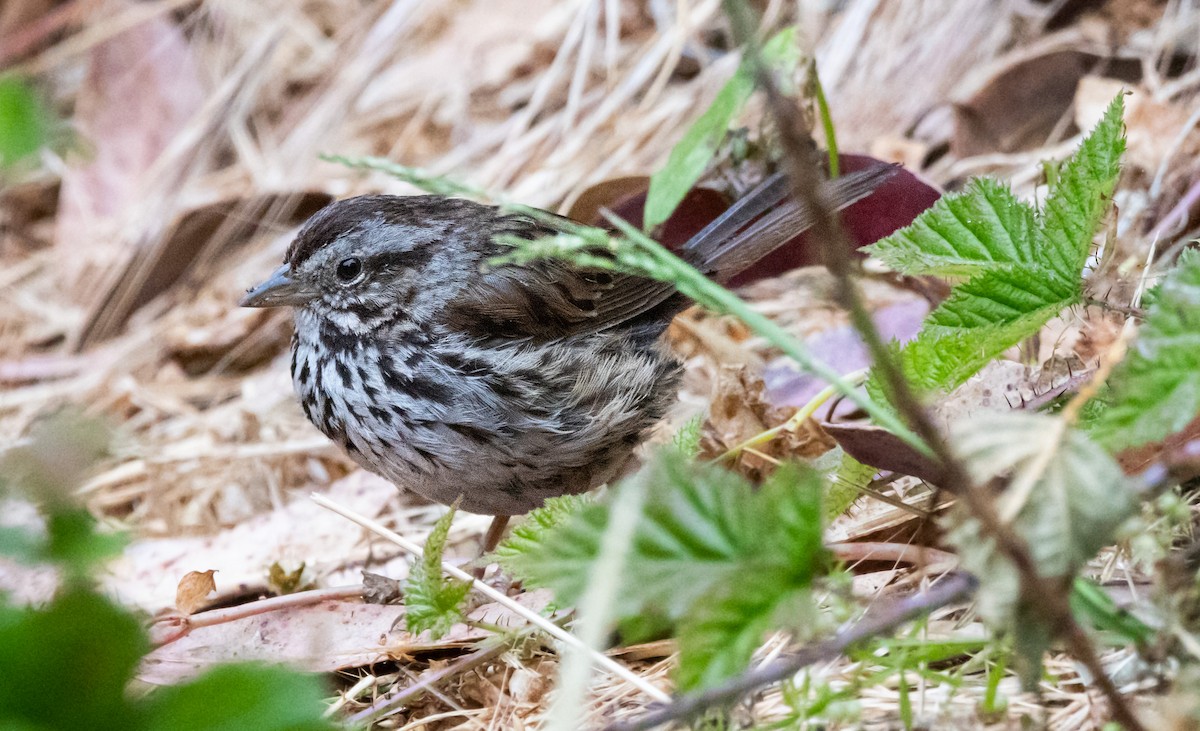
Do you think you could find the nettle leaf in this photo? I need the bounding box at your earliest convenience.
[677,575,808,691]
[1039,93,1126,278]
[504,452,828,689]
[404,505,470,639]
[643,27,799,232]
[1092,248,1200,449]
[945,412,1135,625]
[862,95,1124,406]
[866,178,1037,278]
[495,493,603,605]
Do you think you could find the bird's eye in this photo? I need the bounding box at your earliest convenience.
[336,257,362,282]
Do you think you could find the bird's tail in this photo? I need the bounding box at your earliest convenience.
[683,163,900,281]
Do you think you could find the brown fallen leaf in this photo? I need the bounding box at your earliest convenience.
[361,570,404,605]
[823,422,947,487]
[952,50,1089,157]
[174,569,217,615]
[80,190,333,347]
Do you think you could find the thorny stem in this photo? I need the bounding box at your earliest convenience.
[717,4,1147,730]
[604,573,978,731]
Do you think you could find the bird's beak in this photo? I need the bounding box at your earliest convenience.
[240,265,316,308]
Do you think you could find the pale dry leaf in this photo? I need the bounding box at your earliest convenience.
[1075,76,1196,173]
[105,470,396,612]
[139,589,554,684]
[55,0,206,288]
[174,569,217,615]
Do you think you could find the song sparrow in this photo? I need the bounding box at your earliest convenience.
[241,166,894,523]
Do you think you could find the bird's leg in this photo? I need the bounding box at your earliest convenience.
[482,515,511,554]
[471,515,510,581]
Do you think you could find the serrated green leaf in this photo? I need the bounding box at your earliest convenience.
[145,664,334,731]
[828,452,875,519]
[1039,94,1126,278]
[864,94,1125,407]
[504,452,827,621]
[945,412,1135,626]
[494,492,594,586]
[865,178,1037,277]
[404,505,470,639]
[1092,248,1200,449]
[677,576,807,690]
[504,453,828,691]
[643,27,799,232]
[671,414,705,458]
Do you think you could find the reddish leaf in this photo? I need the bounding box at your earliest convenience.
[570,177,731,251]
[571,155,939,287]
[727,154,942,286]
[821,422,947,487]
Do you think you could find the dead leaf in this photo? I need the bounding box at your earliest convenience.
[56,1,206,287]
[1076,76,1198,173]
[174,569,217,615]
[821,422,947,486]
[952,50,1089,157]
[105,470,395,613]
[362,571,404,605]
[138,589,554,685]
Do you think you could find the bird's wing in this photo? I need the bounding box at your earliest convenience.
[444,164,898,340]
[442,226,676,340]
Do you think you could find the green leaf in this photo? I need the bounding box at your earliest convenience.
[828,451,875,519]
[1092,248,1200,449]
[671,414,705,458]
[677,576,807,691]
[0,75,50,169]
[865,178,1038,278]
[643,27,799,232]
[504,452,828,689]
[506,457,829,613]
[495,492,593,576]
[945,412,1135,625]
[404,505,470,639]
[1039,94,1126,278]
[864,94,1125,402]
[144,664,334,731]
[0,588,145,730]
[1071,577,1154,647]
[45,509,127,580]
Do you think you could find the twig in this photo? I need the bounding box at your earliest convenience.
[310,492,671,704]
[346,637,513,726]
[604,573,978,731]
[149,585,365,647]
[721,5,1147,729]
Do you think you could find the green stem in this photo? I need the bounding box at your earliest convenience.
[810,60,839,178]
